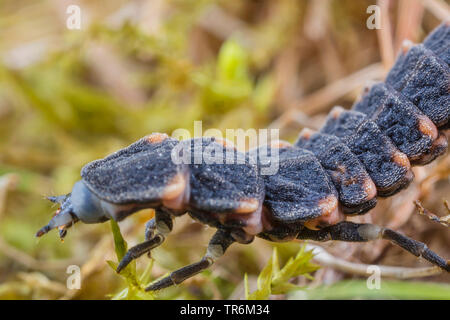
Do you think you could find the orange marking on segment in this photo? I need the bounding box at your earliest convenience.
[430,133,448,153]
[343,177,357,186]
[318,195,339,216]
[299,128,315,140]
[401,40,414,55]
[363,85,371,94]
[163,173,186,200]
[270,140,292,149]
[235,198,260,214]
[215,137,235,149]
[331,106,344,119]
[305,196,342,230]
[363,177,377,200]
[146,133,169,144]
[337,165,346,174]
[304,221,319,230]
[392,151,410,169]
[417,116,438,139]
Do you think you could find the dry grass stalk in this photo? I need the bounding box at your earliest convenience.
[269,63,384,130]
[305,244,444,279]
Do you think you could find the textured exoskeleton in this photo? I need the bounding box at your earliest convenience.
[38,23,450,290]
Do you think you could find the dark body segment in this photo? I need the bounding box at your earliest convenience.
[386,44,450,128]
[81,134,186,204]
[353,82,446,164]
[320,107,366,136]
[321,107,413,197]
[423,22,450,66]
[179,138,264,216]
[252,146,338,224]
[295,130,377,214]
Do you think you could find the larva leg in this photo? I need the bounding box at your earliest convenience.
[117,209,173,273]
[297,221,449,272]
[144,218,156,241]
[116,236,164,272]
[146,229,235,291]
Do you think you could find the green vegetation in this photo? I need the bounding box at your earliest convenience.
[245,245,319,300]
[0,0,448,300]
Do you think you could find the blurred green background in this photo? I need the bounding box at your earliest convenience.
[0,0,449,299]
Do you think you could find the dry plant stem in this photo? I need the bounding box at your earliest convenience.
[291,112,320,130]
[385,188,419,230]
[318,35,346,83]
[198,4,255,48]
[0,174,77,271]
[395,0,424,52]
[60,236,112,300]
[418,155,450,197]
[414,200,450,227]
[138,0,167,35]
[419,0,450,21]
[269,63,384,130]
[377,0,395,70]
[303,0,329,41]
[0,174,18,219]
[0,237,77,271]
[85,44,147,106]
[304,243,443,279]
[17,272,67,295]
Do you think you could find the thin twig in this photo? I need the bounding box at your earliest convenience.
[17,272,67,295]
[414,200,450,227]
[305,244,444,279]
[85,44,147,107]
[197,4,256,48]
[0,237,79,271]
[269,63,384,130]
[0,174,18,219]
[377,0,395,70]
[395,0,424,52]
[420,0,450,21]
[60,236,112,300]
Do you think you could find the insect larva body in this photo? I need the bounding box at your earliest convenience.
[424,22,450,65]
[37,23,450,290]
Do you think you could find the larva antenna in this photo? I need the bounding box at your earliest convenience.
[36,195,78,239]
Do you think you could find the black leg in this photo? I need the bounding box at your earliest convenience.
[145,218,156,241]
[117,209,173,273]
[146,228,235,291]
[116,235,164,272]
[297,222,450,271]
[144,218,156,258]
[144,210,173,258]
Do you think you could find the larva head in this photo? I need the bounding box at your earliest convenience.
[36,181,109,239]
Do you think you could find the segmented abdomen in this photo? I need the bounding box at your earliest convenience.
[296,23,449,215]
